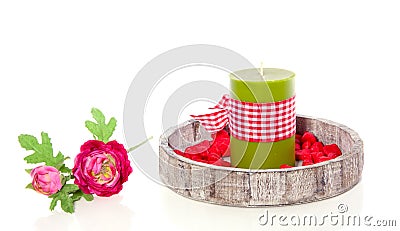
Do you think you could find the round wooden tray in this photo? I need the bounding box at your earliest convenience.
[159,115,363,206]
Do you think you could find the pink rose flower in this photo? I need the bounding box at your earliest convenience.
[31,165,62,196]
[72,140,132,197]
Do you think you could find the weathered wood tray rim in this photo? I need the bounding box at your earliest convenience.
[160,115,362,172]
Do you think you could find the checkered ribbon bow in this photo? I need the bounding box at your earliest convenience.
[191,95,296,142]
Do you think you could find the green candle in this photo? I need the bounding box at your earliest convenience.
[229,68,295,169]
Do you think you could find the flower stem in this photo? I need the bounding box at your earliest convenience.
[127,136,153,153]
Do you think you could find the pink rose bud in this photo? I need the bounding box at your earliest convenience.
[30,165,62,196]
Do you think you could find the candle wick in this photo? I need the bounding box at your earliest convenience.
[260,62,264,77]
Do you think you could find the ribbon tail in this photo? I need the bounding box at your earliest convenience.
[209,94,231,110]
[190,109,229,133]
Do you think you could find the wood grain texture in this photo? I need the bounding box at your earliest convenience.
[159,115,363,206]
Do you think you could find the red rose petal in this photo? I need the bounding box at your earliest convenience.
[327,152,340,159]
[297,153,312,161]
[217,141,229,155]
[315,156,331,163]
[208,130,230,157]
[301,132,317,144]
[323,144,342,156]
[311,142,324,152]
[185,140,211,154]
[296,154,312,160]
[174,150,194,159]
[206,152,221,162]
[175,129,231,165]
[218,129,229,138]
[207,145,220,156]
[212,159,231,167]
[221,146,230,157]
[302,141,312,149]
[302,159,313,166]
[295,143,301,150]
[280,164,293,169]
[174,149,185,155]
[191,154,207,163]
[295,149,311,161]
[311,152,324,163]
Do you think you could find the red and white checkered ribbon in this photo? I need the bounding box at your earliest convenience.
[191,95,296,142]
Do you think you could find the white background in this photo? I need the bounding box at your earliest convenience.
[1,0,400,230]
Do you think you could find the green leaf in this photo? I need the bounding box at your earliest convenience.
[59,164,72,174]
[49,196,59,211]
[60,174,73,185]
[85,121,100,140]
[71,190,94,203]
[60,194,74,213]
[19,132,65,168]
[82,193,94,201]
[41,132,51,145]
[106,117,117,139]
[49,191,59,198]
[18,134,39,150]
[49,191,62,211]
[91,108,106,124]
[71,190,83,202]
[25,168,32,174]
[49,190,76,213]
[26,183,34,190]
[61,184,80,193]
[60,175,66,185]
[85,108,117,142]
[47,185,88,213]
[54,152,65,169]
